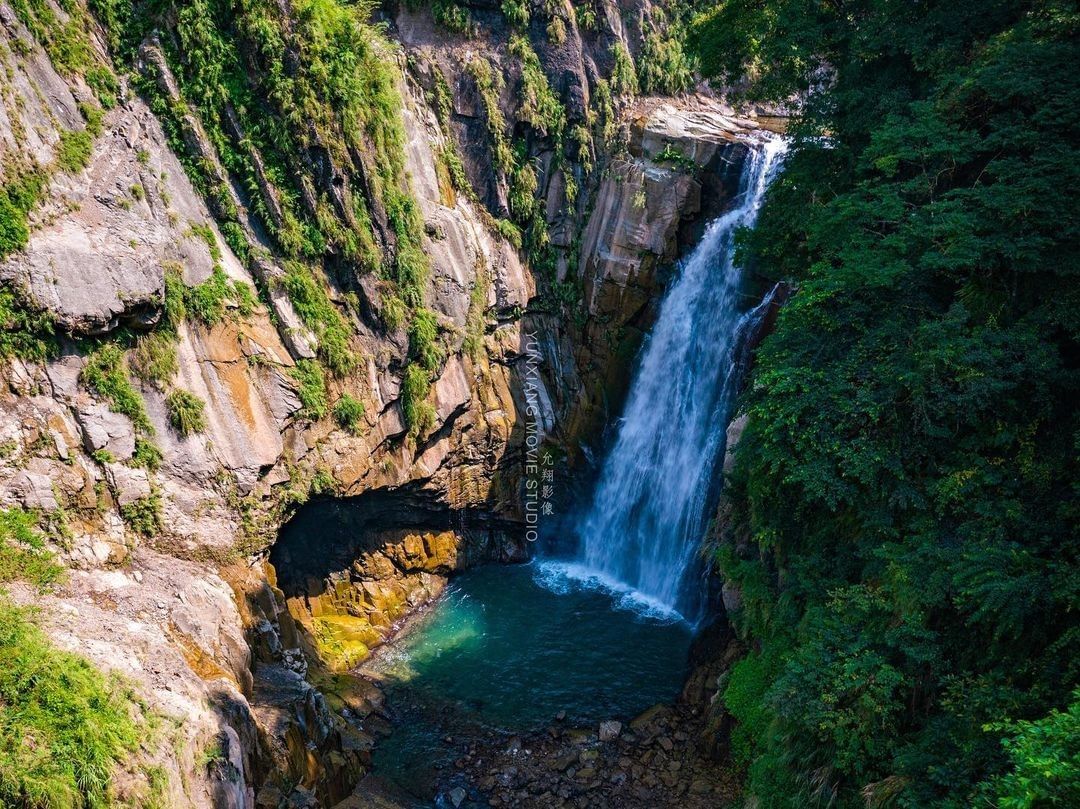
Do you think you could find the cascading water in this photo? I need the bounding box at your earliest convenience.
[564,135,788,620]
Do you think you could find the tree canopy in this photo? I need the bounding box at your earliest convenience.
[689,1,1080,805]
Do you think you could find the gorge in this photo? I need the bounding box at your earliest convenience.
[1,1,1077,808]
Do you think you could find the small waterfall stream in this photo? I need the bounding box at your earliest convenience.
[569,136,788,620]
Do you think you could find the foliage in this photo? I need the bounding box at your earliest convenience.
[81,344,152,433]
[987,690,1080,808]
[130,437,163,473]
[0,508,63,590]
[120,492,163,537]
[184,266,232,326]
[0,597,141,808]
[401,363,435,437]
[638,29,694,95]
[332,393,365,435]
[501,0,529,29]
[0,283,55,361]
[509,35,566,141]
[432,0,470,34]
[689,2,1080,806]
[407,307,443,373]
[130,331,178,387]
[609,42,638,97]
[165,388,206,436]
[291,359,328,420]
[56,129,95,174]
[0,167,47,261]
[281,262,357,376]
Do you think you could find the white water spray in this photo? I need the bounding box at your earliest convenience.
[565,136,788,620]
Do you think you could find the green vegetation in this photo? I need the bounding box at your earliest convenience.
[401,363,435,438]
[431,0,470,34]
[184,266,232,326]
[501,0,529,29]
[56,129,95,174]
[291,359,328,420]
[509,36,566,141]
[332,393,365,435]
[638,30,694,96]
[609,42,638,98]
[130,331,178,387]
[0,508,63,589]
[165,388,206,436]
[0,507,141,808]
[0,597,141,808]
[689,1,1080,806]
[131,437,163,473]
[120,492,163,537]
[281,262,356,377]
[0,283,55,361]
[81,343,153,433]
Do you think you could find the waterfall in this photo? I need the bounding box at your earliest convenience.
[567,136,788,620]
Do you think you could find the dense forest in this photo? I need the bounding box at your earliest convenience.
[690,1,1080,806]
[0,0,1077,805]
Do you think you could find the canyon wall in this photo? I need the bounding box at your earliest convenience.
[0,0,773,804]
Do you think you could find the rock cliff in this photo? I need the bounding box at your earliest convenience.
[0,0,774,804]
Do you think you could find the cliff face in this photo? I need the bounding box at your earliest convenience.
[0,0,773,804]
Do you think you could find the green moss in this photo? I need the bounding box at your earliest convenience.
[333,393,365,435]
[165,389,206,436]
[0,597,141,808]
[81,343,153,433]
[291,359,328,420]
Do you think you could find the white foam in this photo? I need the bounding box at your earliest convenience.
[532,560,688,624]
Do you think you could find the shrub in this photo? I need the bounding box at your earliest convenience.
[0,193,30,258]
[610,42,639,97]
[432,0,469,33]
[401,362,435,436]
[120,492,163,537]
[0,598,141,808]
[184,266,231,325]
[291,359,327,420]
[0,508,63,589]
[81,343,152,432]
[131,438,163,472]
[0,284,55,361]
[408,308,443,372]
[501,0,529,29]
[509,35,566,139]
[165,388,206,436]
[333,394,365,435]
[638,30,695,95]
[56,128,95,173]
[130,331,178,387]
[281,263,356,376]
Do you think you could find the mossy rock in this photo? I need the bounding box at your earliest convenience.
[312,614,382,671]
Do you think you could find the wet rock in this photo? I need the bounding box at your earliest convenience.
[598,720,622,742]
